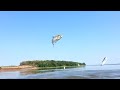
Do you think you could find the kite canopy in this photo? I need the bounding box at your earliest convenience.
[52,34,62,47]
[101,57,107,66]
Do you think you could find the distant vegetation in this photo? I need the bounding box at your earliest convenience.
[20,60,86,67]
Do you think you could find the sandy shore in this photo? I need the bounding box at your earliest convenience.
[0,65,38,72]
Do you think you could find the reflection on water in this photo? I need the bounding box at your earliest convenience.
[1,65,120,79]
[20,69,57,75]
[0,71,21,79]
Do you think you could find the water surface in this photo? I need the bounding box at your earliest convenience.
[1,65,120,79]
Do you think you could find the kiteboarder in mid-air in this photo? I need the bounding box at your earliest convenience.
[52,35,62,47]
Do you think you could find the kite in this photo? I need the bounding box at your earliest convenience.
[101,57,107,66]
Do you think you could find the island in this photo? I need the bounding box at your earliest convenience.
[0,60,86,72]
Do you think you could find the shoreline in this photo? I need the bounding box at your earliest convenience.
[0,65,85,72]
[0,65,38,72]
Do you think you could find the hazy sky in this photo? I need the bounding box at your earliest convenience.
[0,11,120,66]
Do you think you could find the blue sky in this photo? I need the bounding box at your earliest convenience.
[0,11,120,66]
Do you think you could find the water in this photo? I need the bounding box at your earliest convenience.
[1,65,120,79]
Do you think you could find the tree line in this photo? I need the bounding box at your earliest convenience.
[20,60,86,67]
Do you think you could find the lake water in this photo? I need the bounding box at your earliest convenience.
[1,65,120,79]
